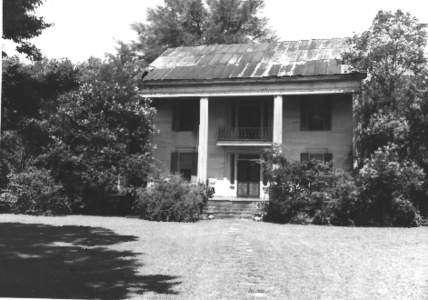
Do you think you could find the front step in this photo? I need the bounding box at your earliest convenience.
[202,199,267,219]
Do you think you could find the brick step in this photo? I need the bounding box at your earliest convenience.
[204,208,260,212]
[206,203,259,207]
[205,206,260,210]
[202,212,258,219]
[203,199,266,219]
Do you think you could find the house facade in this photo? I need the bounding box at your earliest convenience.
[141,38,365,201]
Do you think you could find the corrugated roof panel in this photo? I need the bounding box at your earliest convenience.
[146,38,358,81]
[268,64,281,76]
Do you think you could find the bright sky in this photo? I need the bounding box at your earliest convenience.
[10,0,428,62]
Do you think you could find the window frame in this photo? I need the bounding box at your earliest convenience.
[172,100,199,132]
[300,151,333,164]
[300,96,332,131]
[170,151,198,181]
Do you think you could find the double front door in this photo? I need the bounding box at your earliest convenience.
[236,154,260,198]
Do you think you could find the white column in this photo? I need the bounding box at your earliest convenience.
[197,97,209,183]
[273,95,283,146]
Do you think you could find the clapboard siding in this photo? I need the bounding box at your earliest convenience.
[151,94,353,187]
[152,99,198,173]
[283,94,353,170]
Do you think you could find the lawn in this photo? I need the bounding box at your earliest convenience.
[0,214,427,299]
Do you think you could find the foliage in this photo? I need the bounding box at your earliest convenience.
[343,10,427,165]
[343,10,428,221]
[262,146,425,227]
[42,55,155,212]
[2,167,71,214]
[357,143,424,226]
[1,58,79,191]
[2,57,79,131]
[262,148,336,224]
[130,0,276,63]
[3,0,51,59]
[134,175,209,222]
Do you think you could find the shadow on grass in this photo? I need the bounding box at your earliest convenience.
[0,222,180,299]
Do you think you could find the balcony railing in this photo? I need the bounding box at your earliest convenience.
[218,127,272,141]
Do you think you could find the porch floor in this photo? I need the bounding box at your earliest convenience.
[211,196,269,202]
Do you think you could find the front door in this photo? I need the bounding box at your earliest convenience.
[237,155,260,197]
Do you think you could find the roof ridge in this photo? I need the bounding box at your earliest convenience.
[172,37,349,50]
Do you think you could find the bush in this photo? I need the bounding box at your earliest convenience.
[4,167,71,215]
[262,148,336,224]
[326,176,362,226]
[358,143,425,226]
[262,145,424,227]
[134,175,209,222]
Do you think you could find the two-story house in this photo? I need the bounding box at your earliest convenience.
[141,38,365,202]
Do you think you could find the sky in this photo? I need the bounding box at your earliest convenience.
[7,0,428,62]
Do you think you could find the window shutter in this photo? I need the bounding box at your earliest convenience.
[324,153,333,162]
[300,101,308,130]
[191,152,198,176]
[300,152,309,162]
[325,99,332,130]
[172,104,179,131]
[230,153,235,183]
[170,152,178,173]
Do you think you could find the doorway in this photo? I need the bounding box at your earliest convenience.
[237,154,260,198]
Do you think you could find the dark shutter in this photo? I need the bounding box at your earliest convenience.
[300,100,308,130]
[325,99,332,130]
[230,153,235,183]
[300,152,309,162]
[191,152,198,176]
[170,152,178,173]
[231,102,236,128]
[324,153,333,162]
[172,103,179,131]
[193,102,199,131]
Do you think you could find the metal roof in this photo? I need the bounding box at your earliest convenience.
[143,38,359,82]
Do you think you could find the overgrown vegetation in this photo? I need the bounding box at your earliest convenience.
[263,147,425,227]
[134,175,209,222]
[0,167,71,214]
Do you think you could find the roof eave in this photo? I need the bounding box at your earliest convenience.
[142,72,366,87]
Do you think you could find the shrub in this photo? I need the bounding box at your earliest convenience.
[262,148,336,224]
[134,175,209,222]
[358,143,425,226]
[326,176,362,226]
[5,167,71,215]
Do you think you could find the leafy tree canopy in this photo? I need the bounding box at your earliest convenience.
[3,0,51,60]
[343,10,428,162]
[131,0,276,63]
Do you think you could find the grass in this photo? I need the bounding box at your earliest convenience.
[0,214,427,299]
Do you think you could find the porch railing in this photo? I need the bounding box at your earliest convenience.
[218,127,272,141]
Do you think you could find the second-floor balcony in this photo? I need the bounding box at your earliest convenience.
[217,127,273,146]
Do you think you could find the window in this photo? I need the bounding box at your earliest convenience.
[171,151,198,181]
[300,96,332,131]
[172,100,199,131]
[300,152,333,163]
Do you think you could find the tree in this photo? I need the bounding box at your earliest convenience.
[131,0,275,63]
[3,0,50,60]
[43,54,155,212]
[343,10,427,163]
[343,10,428,217]
[2,58,79,131]
[0,58,79,187]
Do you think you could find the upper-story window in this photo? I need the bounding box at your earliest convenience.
[300,96,332,131]
[172,100,199,131]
